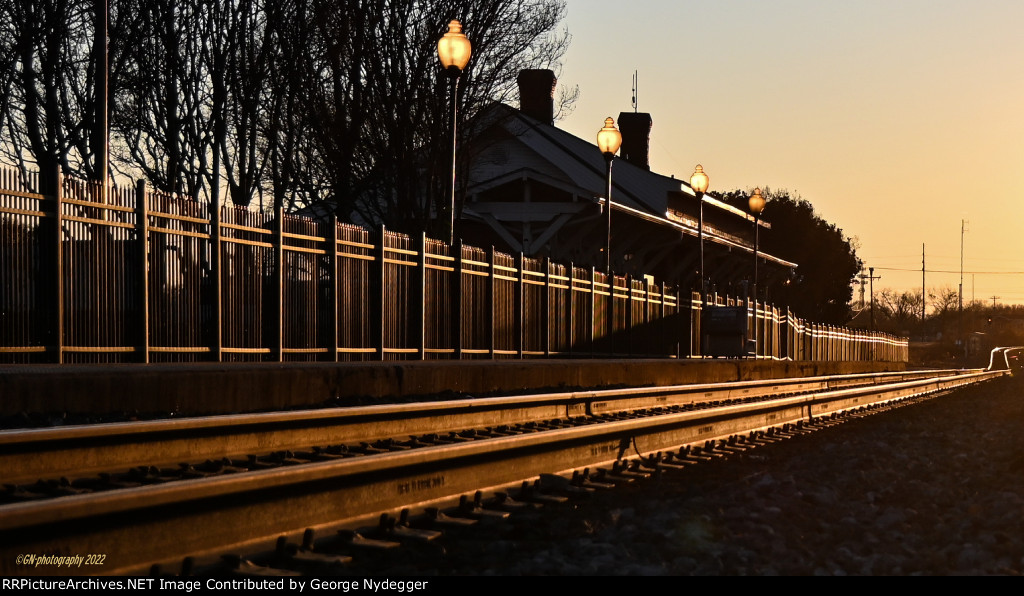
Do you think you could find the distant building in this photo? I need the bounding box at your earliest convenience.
[457,69,796,293]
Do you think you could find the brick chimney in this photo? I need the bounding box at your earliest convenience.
[517,69,557,125]
[617,112,653,170]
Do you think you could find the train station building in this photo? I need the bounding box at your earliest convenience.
[455,69,797,295]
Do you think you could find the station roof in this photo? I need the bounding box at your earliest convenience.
[465,104,796,269]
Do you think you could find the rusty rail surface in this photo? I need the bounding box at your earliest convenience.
[0,369,1004,576]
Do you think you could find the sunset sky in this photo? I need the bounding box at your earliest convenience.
[556,0,1024,308]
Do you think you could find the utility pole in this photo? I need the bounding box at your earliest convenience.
[867,266,881,361]
[921,243,926,325]
[856,270,869,309]
[868,267,881,332]
[959,219,968,352]
[991,295,1000,308]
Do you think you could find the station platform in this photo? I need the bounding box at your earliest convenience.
[0,359,905,418]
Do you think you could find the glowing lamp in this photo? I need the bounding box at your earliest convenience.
[596,117,622,158]
[748,187,766,215]
[437,20,472,72]
[690,164,709,195]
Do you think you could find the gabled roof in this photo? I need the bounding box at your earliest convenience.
[467,104,687,215]
[465,104,796,269]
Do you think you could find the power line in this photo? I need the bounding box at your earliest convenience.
[872,266,1024,275]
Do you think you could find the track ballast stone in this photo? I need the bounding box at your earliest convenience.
[359,376,1024,576]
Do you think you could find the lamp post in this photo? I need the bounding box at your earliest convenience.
[597,117,622,274]
[437,20,472,245]
[689,165,710,298]
[748,187,765,302]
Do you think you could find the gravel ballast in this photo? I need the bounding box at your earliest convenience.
[386,375,1024,576]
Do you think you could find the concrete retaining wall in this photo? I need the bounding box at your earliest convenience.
[0,359,905,419]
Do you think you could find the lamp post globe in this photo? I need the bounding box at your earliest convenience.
[689,164,709,195]
[437,20,472,244]
[690,165,710,298]
[438,20,472,72]
[597,117,622,157]
[597,117,622,274]
[748,187,765,216]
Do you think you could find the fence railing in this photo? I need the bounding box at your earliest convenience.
[0,167,908,364]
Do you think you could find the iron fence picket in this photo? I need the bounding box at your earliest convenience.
[0,169,908,364]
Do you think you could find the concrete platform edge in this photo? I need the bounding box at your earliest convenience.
[0,359,905,417]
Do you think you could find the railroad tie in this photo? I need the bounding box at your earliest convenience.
[220,553,301,577]
[378,513,442,543]
[424,506,479,529]
[273,534,353,570]
[337,529,401,551]
[457,492,511,520]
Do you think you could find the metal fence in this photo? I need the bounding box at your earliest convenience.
[0,167,908,364]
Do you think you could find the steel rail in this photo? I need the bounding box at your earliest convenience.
[0,369,1003,576]
[0,369,963,485]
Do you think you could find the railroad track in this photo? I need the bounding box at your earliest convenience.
[0,369,1003,576]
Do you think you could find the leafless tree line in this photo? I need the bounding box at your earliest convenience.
[0,0,571,232]
[869,285,987,335]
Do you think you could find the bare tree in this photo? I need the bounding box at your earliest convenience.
[1,0,571,221]
[876,289,922,330]
[349,0,572,234]
[928,285,960,318]
[0,0,18,169]
[111,1,214,198]
[0,0,97,188]
[261,0,322,211]
[208,0,282,209]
